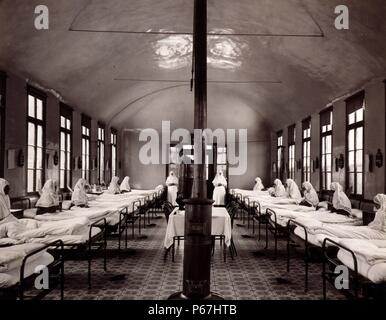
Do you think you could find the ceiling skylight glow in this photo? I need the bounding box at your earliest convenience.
[151,29,249,70]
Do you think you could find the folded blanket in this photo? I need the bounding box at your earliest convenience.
[312,224,386,240]
[339,239,386,265]
[0,217,89,242]
[0,243,45,272]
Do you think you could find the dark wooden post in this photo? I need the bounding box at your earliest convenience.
[169,0,221,300]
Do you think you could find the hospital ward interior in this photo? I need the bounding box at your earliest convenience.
[1,0,386,301]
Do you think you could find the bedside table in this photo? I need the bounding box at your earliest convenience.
[10,209,24,219]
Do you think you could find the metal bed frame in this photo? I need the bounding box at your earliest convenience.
[265,208,291,259]
[322,238,386,300]
[56,217,107,289]
[286,219,320,292]
[322,238,359,299]
[0,240,64,300]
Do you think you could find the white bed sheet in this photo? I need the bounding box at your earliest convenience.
[26,227,101,245]
[0,252,54,288]
[338,249,386,284]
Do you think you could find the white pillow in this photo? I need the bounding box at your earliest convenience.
[62,200,72,210]
[23,208,37,219]
[351,208,363,219]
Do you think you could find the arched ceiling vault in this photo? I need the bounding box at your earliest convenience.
[1,0,386,131]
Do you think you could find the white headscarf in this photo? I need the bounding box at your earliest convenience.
[331,182,352,214]
[108,176,121,194]
[302,181,319,207]
[213,170,227,188]
[166,171,178,186]
[0,179,11,220]
[253,177,264,191]
[71,178,88,206]
[36,179,59,208]
[273,179,286,197]
[369,194,386,232]
[286,179,302,202]
[120,176,131,192]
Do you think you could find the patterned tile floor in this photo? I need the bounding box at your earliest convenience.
[45,215,345,300]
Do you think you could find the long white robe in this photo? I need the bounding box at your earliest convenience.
[331,182,352,214]
[286,179,302,203]
[108,176,121,194]
[369,194,386,232]
[71,179,88,207]
[302,181,319,207]
[0,179,11,221]
[36,179,59,208]
[120,176,131,192]
[270,179,286,197]
[253,177,264,192]
[212,173,227,205]
[166,173,178,206]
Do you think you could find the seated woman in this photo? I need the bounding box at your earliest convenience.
[300,181,319,207]
[268,179,287,197]
[212,170,227,206]
[253,177,265,192]
[35,179,60,215]
[71,178,89,207]
[309,194,386,240]
[120,176,131,193]
[286,179,302,203]
[369,194,386,232]
[329,182,352,216]
[107,176,121,194]
[0,178,16,223]
[166,171,178,206]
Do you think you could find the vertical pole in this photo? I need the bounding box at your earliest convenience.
[191,0,207,200]
[170,0,219,300]
[183,0,213,299]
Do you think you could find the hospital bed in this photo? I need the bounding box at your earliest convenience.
[322,238,386,300]
[284,203,374,292]
[0,241,64,300]
[0,216,107,289]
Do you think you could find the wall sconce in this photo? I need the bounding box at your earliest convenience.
[17,149,25,167]
[71,157,76,170]
[53,151,59,166]
[376,149,383,168]
[335,154,344,171]
[296,160,302,171]
[77,157,82,170]
[93,157,98,170]
[315,157,319,170]
[272,162,277,173]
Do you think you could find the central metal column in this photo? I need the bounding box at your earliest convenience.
[169,0,221,300]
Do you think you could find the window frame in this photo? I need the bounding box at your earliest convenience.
[81,114,91,183]
[287,124,296,180]
[277,131,284,180]
[346,92,365,197]
[97,123,105,184]
[302,117,311,183]
[26,86,46,195]
[111,128,118,178]
[59,103,73,191]
[0,72,6,178]
[320,107,333,191]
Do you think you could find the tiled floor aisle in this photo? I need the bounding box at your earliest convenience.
[46,215,345,300]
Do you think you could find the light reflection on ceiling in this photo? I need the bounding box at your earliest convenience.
[151,28,249,70]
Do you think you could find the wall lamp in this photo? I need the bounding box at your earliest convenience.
[376,149,383,168]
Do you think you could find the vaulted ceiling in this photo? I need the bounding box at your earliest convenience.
[1,0,386,132]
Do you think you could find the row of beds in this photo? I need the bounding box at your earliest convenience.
[229,189,386,300]
[0,186,166,300]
